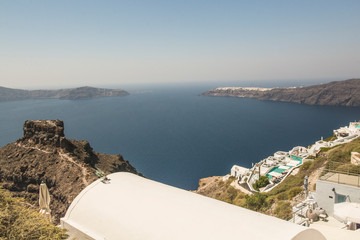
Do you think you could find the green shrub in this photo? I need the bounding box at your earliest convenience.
[268,175,303,196]
[300,161,312,172]
[245,193,268,211]
[226,177,236,185]
[252,176,270,191]
[233,194,246,207]
[324,135,337,142]
[320,146,338,152]
[221,186,238,203]
[0,188,67,240]
[265,195,275,206]
[276,192,288,200]
[288,187,303,199]
[274,201,292,220]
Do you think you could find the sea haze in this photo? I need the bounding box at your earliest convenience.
[1,82,360,190]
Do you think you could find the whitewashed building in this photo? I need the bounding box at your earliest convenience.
[230,165,249,179]
[334,121,360,138]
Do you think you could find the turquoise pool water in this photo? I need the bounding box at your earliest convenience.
[290,155,303,165]
[291,155,303,161]
[267,155,304,179]
[266,166,288,179]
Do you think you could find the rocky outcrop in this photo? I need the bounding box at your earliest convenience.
[202,79,360,107]
[0,86,129,101]
[20,120,65,148]
[0,120,139,223]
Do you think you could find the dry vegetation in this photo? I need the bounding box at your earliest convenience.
[0,187,67,239]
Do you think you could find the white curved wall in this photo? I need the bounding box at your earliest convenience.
[61,172,326,240]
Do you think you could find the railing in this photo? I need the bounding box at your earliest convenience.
[246,170,258,193]
[326,161,360,174]
[320,166,360,187]
[291,203,309,225]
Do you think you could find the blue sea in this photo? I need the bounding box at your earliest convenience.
[1,81,360,190]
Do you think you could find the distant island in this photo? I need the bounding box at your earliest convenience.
[0,86,129,101]
[202,78,360,107]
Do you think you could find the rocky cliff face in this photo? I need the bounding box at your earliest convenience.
[0,120,139,223]
[202,79,360,107]
[0,86,129,101]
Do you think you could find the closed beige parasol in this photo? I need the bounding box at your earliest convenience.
[39,182,51,222]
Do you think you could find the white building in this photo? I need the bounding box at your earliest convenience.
[290,146,309,158]
[334,121,360,138]
[349,121,360,134]
[61,172,326,240]
[230,165,249,179]
[316,173,360,217]
[274,151,288,159]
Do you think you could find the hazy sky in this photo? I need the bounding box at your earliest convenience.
[1,0,359,89]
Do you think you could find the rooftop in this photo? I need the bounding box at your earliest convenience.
[310,217,360,240]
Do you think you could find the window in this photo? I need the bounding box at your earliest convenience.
[335,193,346,203]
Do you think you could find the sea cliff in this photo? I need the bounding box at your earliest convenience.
[0,86,129,101]
[202,78,360,107]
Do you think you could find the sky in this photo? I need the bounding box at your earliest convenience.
[1,0,360,89]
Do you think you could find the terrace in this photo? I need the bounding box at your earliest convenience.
[320,171,360,188]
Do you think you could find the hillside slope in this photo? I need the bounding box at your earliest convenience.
[0,120,138,223]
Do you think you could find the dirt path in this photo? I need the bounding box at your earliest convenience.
[17,143,89,186]
[58,151,89,186]
[230,181,253,195]
[17,143,53,154]
[308,165,325,191]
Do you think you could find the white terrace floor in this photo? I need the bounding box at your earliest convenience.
[310,217,360,240]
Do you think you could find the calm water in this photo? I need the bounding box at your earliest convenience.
[1,83,360,190]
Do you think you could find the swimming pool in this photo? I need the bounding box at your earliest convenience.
[266,166,289,179]
[290,155,303,165]
[291,155,303,161]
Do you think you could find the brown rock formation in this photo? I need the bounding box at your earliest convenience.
[0,120,139,223]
